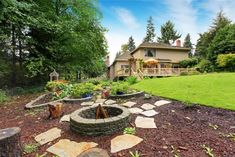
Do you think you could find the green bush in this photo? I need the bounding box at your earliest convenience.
[71,83,94,98]
[196,59,213,73]
[217,53,235,71]
[87,79,101,85]
[125,76,138,85]
[110,82,129,95]
[45,80,68,92]
[0,89,8,103]
[52,84,73,100]
[179,58,198,68]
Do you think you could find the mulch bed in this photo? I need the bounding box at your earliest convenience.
[0,93,235,157]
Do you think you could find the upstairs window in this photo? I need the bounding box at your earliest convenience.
[145,49,156,57]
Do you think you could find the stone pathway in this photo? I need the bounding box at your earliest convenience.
[78,148,110,157]
[128,107,143,114]
[141,103,155,110]
[135,116,157,128]
[81,101,94,106]
[47,139,98,157]
[154,100,171,107]
[111,134,143,153]
[104,99,116,105]
[122,101,136,108]
[96,99,106,103]
[60,114,70,122]
[35,127,61,145]
[140,110,159,117]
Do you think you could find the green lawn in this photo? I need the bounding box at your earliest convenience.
[132,73,235,110]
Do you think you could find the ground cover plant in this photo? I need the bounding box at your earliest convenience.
[132,73,235,110]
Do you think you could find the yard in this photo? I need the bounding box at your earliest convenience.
[132,73,235,110]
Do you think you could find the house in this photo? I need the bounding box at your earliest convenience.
[107,40,192,80]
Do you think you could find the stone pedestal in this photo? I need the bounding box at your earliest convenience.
[0,127,22,157]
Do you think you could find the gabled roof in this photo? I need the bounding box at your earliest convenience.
[115,51,133,61]
[130,42,190,54]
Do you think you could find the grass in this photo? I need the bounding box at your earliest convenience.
[132,73,235,110]
[0,89,9,104]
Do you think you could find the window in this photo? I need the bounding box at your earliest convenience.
[145,49,156,57]
[121,65,129,69]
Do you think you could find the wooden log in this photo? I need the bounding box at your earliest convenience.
[0,127,22,157]
[48,102,63,119]
[96,104,109,119]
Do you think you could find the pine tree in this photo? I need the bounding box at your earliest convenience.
[183,33,193,57]
[128,36,136,52]
[143,16,155,43]
[157,20,181,44]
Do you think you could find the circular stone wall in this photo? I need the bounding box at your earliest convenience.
[70,105,131,136]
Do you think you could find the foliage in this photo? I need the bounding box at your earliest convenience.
[23,143,39,154]
[123,127,136,135]
[171,145,181,157]
[202,144,215,157]
[35,153,47,157]
[183,33,193,57]
[71,83,94,98]
[121,44,129,52]
[196,59,213,73]
[45,80,68,92]
[128,36,136,52]
[132,73,235,110]
[52,84,73,100]
[125,76,138,85]
[87,79,101,85]
[110,82,129,95]
[179,71,201,76]
[217,53,235,71]
[158,20,181,44]
[179,58,198,68]
[221,133,235,141]
[0,89,9,103]
[129,150,141,157]
[143,16,155,42]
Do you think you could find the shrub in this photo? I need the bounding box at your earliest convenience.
[87,79,101,85]
[110,82,129,95]
[52,84,73,100]
[179,58,198,68]
[71,83,94,98]
[196,59,213,73]
[45,80,68,92]
[123,127,136,135]
[217,53,235,71]
[125,76,138,85]
[0,89,8,103]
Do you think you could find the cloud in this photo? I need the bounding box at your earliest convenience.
[114,7,140,29]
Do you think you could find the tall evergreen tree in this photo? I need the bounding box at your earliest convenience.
[157,20,181,44]
[183,33,193,57]
[128,36,136,52]
[143,16,155,43]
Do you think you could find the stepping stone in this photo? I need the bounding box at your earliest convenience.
[60,114,70,123]
[141,103,155,110]
[135,116,157,128]
[129,107,143,114]
[81,101,94,106]
[78,148,110,157]
[122,101,136,108]
[96,99,106,103]
[111,134,143,153]
[35,127,61,145]
[230,126,235,129]
[154,100,171,107]
[47,139,98,157]
[141,110,159,117]
[104,99,116,105]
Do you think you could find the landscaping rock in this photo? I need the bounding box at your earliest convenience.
[81,101,94,106]
[230,126,235,129]
[140,110,159,117]
[122,101,136,108]
[141,103,155,110]
[104,99,116,105]
[111,134,143,153]
[96,99,106,103]
[78,148,109,157]
[47,139,98,157]
[128,107,143,114]
[135,116,157,128]
[60,114,70,122]
[35,127,61,145]
[154,100,171,107]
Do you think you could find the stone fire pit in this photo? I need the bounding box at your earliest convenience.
[70,105,131,136]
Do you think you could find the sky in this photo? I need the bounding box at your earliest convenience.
[99,0,235,63]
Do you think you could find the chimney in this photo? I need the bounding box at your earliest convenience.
[176,40,181,47]
[105,55,110,67]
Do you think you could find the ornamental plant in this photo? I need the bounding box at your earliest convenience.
[71,83,94,98]
[110,82,129,95]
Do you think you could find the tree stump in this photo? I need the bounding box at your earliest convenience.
[0,127,22,157]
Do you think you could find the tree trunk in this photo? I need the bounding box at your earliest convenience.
[11,25,17,86]
[0,127,22,157]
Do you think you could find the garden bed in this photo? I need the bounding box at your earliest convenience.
[108,91,144,99]
[63,96,92,103]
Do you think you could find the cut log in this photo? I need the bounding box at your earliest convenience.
[0,127,22,157]
[48,102,63,119]
[96,104,109,119]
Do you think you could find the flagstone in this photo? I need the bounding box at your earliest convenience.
[60,114,70,123]
[128,107,143,114]
[104,99,116,105]
[35,127,61,145]
[122,101,136,108]
[154,100,171,107]
[96,99,106,103]
[81,101,94,106]
[111,134,143,153]
[141,103,155,110]
[47,139,98,157]
[140,110,159,117]
[78,148,110,157]
[135,116,157,128]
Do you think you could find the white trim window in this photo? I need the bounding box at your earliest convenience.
[144,49,156,57]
